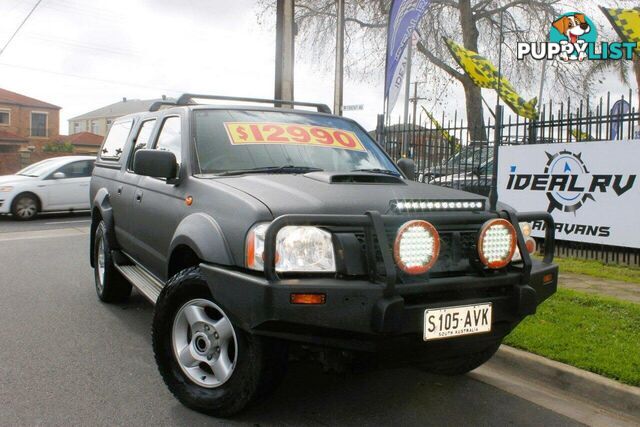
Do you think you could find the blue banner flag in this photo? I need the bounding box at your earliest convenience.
[384,0,430,109]
[610,99,630,140]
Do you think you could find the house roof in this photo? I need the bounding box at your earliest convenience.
[69,97,175,121]
[0,129,28,142]
[59,132,104,146]
[0,88,61,110]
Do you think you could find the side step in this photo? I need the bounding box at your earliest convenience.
[114,264,164,304]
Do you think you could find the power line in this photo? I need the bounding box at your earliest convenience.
[0,0,43,58]
[0,61,182,94]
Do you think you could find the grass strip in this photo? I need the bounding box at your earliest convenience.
[504,288,640,386]
[550,256,640,284]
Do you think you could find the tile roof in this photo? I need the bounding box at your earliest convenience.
[69,97,175,121]
[0,129,28,142]
[0,88,61,110]
[58,132,104,146]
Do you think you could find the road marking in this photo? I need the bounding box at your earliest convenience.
[45,219,91,225]
[0,227,89,242]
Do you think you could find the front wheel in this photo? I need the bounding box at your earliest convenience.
[152,267,285,417]
[11,193,39,220]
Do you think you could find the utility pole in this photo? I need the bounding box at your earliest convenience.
[333,0,345,116]
[410,81,428,130]
[274,0,295,104]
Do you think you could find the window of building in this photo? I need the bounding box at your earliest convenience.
[0,110,10,125]
[91,120,100,134]
[73,122,80,132]
[31,112,48,137]
[99,119,133,161]
[106,119,113,132]
[154,116,181,164]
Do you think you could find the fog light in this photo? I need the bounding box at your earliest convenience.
[393,220,440,275]
[478,219,517,269]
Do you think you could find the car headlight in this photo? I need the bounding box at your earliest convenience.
[477,219,517,269]
[245,223,336,273]
[0,186,14,192]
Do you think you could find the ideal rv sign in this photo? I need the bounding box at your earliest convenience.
[498,141,639,248]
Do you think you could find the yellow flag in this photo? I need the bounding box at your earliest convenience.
[421,107,456,145]
[600,7,640,54]
[444,38,538,120]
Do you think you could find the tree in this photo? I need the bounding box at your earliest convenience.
[260,0,586,142]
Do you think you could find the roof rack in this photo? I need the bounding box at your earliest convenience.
[148,101,180,112]
[148,93,331,114]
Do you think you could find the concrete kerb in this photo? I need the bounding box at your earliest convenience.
[492,345,640,420]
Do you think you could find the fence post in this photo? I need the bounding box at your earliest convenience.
[489,105,504,211]
[375,113,384,145]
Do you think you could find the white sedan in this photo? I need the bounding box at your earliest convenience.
[0,155,96,220]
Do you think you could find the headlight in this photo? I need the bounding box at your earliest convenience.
[0,186,14,192]
[477,219,516,269]
[393,220,440,275]
[245,224,336,273]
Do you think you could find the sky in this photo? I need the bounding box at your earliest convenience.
[0,0,636,136]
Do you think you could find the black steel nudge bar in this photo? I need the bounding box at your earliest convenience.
[262,210,556,294]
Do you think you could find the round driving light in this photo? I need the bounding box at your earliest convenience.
[393,220,440,275]
[478,219,517,269]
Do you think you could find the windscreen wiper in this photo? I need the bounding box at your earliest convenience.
[216,165,323,176]
[351,168,401,176]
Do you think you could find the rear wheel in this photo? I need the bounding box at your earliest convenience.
[153,267,287,417]
[420,341,501,376]
[93,221,131,303]
[11,193,39,220]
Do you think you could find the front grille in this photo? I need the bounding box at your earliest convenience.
[352,226,481,279]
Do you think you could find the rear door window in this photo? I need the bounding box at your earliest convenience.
[129,119,156,169]
[154,116,182,164]
[99,119,133,161]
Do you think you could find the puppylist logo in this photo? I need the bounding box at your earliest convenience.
[517,12,637,62]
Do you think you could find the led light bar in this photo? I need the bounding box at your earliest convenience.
[391,199,485,212]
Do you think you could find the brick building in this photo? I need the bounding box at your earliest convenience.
[0,88,61,152]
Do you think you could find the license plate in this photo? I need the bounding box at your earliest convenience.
[423,303,492,341]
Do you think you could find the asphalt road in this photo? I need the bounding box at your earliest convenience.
[0,221,583,426]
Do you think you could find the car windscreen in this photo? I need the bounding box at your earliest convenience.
[444,147,491,168]
[16,158,65,177]
[193,110,398,175]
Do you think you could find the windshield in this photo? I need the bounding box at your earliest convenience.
[193,110,399,175]
[16,158,63,177]
[444,147,492,168]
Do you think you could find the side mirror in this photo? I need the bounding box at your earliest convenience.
[133,149,177,180]
[397,158,415,181]
[52,172,66,179]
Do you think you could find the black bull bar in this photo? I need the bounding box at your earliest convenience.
[263,210,556,294]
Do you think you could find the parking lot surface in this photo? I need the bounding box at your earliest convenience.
[0,219,582,426]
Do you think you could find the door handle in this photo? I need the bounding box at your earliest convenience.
[135,192,143,202]
[117,186,123,195]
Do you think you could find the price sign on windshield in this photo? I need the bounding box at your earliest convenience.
[224,122,366,152]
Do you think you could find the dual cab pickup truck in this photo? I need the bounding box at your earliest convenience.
[90,94,557,416]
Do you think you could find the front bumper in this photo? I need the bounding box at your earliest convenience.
[201,260,557,352]
[200,209,558,352]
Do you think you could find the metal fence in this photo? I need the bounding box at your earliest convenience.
[377,91,640,265]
